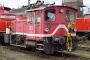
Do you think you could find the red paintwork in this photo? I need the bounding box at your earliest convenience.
[76,14,90,31]
[0,6,16,32]
[16,14,27,20]
[12,20,27,34]
[12,6,77,41]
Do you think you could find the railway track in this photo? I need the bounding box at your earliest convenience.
[1,45,90,60]
[78,47,90,52]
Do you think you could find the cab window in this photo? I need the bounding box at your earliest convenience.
[36,12,41,25]
[4,10,9,13]
[66,10,75,22]
[31,12,35,23]
[27,12,31,23]
[27,12,35,23]
[84,15,90,18]
[20,15,23,19]
[45,9,55,21]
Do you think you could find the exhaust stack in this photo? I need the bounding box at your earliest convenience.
[28,0,30,7]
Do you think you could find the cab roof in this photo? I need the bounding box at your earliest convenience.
[3,6,11,10]
[0,6,11,10]
[26,5,78,12]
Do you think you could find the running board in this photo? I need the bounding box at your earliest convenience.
[36,48,44,51]
[10,44,26,48]
[36,44,44,46]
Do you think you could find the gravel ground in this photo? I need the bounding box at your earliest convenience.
[0,40,90,60]
[0,46,52,60]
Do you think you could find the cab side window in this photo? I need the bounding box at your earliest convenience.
[20,15,23,20]
[4,10,9,13]
[36,12,41,25]
[27,12,35,23]
[66,10,75,22]
[45,9,55,21]
[31,12,35,23]
[27,12,31,23]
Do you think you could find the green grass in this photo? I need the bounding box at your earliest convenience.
[73,41,90,57]
[78,40,90,48]
[73,50,90,57]
[0,46,40,60]
[0,46,7,56]
[31,56,40,60]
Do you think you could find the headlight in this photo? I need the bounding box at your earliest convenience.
[45,28,49,32]
[60,9,64,13]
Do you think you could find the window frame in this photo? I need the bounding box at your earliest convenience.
[44,9,56,22]
[27,11,35,24]
[27,11,31,23]
[4,10,9,13]
[19,15,23,20]
[66,10,75,22]
[36,11,41,25]
[31,12,35,23]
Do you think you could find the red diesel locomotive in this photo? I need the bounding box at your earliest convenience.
[0,6,16,44]
[76,12,90,40]
[6,1,82,54]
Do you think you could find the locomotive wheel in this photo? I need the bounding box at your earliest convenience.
[44,43,54,54]
[44,37,55,54]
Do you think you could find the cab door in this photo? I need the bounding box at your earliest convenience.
[35,11,42,40]
[27,12,36,40]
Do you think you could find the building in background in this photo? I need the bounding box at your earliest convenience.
[62,0,85,18]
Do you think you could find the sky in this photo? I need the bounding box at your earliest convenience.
[0,0,90,13]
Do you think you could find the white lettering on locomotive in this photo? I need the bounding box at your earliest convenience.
[1,15,15,18]
[29,26,33,30]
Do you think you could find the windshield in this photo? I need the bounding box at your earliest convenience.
[84,15,90,18]
[45,9,55,21]
[66,10,75,22]
[4,10,9,13]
